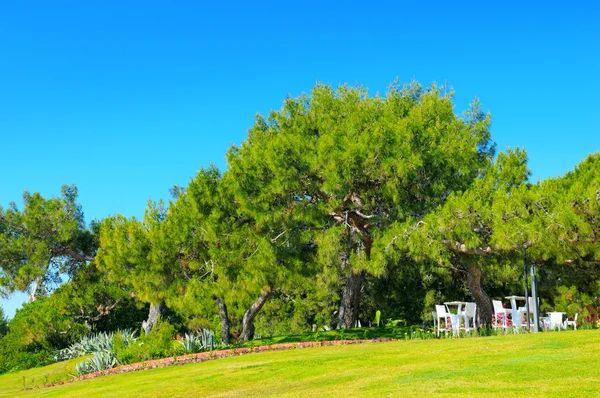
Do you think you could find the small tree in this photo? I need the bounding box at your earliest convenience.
[163,166,235,344]
[165,166,316,343]
[0,185,96,299]
[97,201,177,334]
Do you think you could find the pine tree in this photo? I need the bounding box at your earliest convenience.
[0,185,96,299]
[227,81,495,328]
[96,201,176,334]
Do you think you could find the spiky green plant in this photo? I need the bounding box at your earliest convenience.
[177,333,199,353]
[54,332,115,362]
[177,329,216,353]
[118,329,138,347]
[74,352,119,376]
[200,328,214,350]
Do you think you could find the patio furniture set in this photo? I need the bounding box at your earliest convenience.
[493,296,577,331]
[434,296,579,336]
[433,301,477,336]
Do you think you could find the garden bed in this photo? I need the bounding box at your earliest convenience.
[43,338,394,388]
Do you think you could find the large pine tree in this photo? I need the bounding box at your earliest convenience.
[227,81,495,328]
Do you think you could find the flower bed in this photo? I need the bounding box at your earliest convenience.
[43,338,395,388]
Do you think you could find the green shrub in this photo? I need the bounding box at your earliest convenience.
[0,332,53,374]
[114,319,177,364]
[386,318,406,327]
[0,297,89,374]
[553,285,589,318]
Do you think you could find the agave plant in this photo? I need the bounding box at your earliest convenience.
[54,332,115,362]
[177,329,216,353]
[199,328,215,350]
[118,328,138,347]
[75,352,119,376]
[177,333,200,353]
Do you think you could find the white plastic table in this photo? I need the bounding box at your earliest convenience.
[505,296,528,328]
[444,301,467,335]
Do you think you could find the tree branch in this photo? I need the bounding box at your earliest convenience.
[57,248,95,262]
[349,209,376,219]
[271,230,287,243]
[443,241,495,256]
[75,299,121,323]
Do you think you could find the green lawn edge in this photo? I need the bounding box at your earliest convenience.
[1,329,598,397]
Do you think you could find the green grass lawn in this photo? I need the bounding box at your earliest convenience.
[2,330,599,397]
[241,326,411,347]
[0,357,83,397]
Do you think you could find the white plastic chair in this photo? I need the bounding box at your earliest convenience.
[492,300,509,330]
[435,305,452,336]
[564,313,578,330]
[550,312,565,330]
[464,302,477,331]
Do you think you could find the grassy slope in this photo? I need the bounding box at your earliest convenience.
[2,330,599,397]
[0,357,82,397]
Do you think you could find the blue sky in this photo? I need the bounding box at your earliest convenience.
[1,1,599,318]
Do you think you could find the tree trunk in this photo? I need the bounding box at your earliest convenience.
[216,296,231,345]
[29,277,43,301]
[142,302,163,335]
[240,289,270,343]
[466,262,493,328]
[337,270,365,329]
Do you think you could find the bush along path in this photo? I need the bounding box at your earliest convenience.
[40,338,395,389]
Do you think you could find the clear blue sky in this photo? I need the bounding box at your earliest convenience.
[1,1,599,318]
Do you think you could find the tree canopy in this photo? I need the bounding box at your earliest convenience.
[1,80,599,370]
[164,166,317,342]
[96,201,178,334]
[0,185,95,299]
[227,81,495,327]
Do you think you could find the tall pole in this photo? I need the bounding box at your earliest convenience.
[523,249,530,329]
[530,263,540,332]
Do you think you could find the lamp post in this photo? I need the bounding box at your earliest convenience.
[530,263,540,332]
[523,249,530,329]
